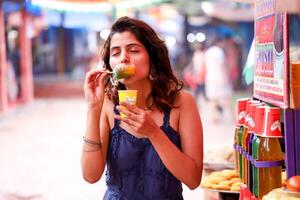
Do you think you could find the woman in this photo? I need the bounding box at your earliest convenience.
[81,16,203,200]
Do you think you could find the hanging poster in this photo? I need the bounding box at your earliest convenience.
[254,0,289,108]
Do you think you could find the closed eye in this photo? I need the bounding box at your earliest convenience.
[111,50,120,56]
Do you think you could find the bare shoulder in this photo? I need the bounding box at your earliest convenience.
[174,90,196,109]
[175,90,201,126]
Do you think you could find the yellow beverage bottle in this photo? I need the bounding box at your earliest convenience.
[256,107,283,199]
[252,106,266,196]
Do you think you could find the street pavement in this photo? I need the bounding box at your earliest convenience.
[0,95,240,200]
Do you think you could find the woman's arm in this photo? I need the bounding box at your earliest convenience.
[81,69,111,183]
[148,91,203,189]
[81,99,111,183]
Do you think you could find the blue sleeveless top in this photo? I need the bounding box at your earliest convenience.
[103,106,183,200]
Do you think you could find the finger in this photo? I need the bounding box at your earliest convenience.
[114,114,139,127]
[119,102,141,114]
[86,71,101,84]
[86,70,111,86]
[98,72,110,87]
[116,106,140,121]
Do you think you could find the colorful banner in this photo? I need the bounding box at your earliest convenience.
[254,0,289,108]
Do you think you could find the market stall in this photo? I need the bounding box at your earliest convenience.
[201,0,300,199]
[236,0,300,199]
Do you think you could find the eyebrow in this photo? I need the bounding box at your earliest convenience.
[110,43,143,51]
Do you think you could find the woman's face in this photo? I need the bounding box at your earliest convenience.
[109,31,150,85]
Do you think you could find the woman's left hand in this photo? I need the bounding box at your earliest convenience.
[115,102,160,138]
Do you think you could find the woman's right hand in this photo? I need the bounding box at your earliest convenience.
[84,68,109,109]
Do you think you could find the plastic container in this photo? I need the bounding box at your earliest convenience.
[246,103,264,192]
[241,100,260,183]
[234,98,250,173]
[256,107,283,199]
[252,106,265,196]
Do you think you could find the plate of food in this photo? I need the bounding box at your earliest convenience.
[201,169,243,193]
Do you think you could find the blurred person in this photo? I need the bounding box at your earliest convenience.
[183,43,207,108]
[223,36,242,90]
[6,60,19,102]
[204,39,234,122]
[81,16,203,199]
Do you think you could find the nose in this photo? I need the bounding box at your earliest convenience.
[120,51,130,64]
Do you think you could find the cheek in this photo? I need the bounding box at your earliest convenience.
[137,55,150,74]
[136,64,150,77]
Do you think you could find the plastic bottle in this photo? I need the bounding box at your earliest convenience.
[241,100,260,183]
[246,103,264,192]
[256,107,283,199]
[252,106,265,196]
[234,98,249,173]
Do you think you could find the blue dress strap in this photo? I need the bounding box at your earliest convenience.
[163,106,171,128]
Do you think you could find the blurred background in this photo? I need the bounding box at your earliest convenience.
[0,0,299,199]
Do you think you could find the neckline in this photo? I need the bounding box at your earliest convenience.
[111,105,179,143]
[110,123,180,144]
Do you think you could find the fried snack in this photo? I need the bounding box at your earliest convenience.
[230,177,242,184]
[209,176,227,185]
[230,181,243,191]
[201,169,243,191]
[210,184,219,190]
[220,169,239,180]
[231,186,241,191]
[219,180,236,187]
[231,181,243,188]
[215,184,231,191]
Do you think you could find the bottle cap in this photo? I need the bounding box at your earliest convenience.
[255,106,266,135]
[263,107,282,137]
[248,103,264,132]
[244,100,261,127]
[244,100,260,127]
[236,98,251,126]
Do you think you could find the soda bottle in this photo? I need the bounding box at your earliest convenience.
[241,100,260,183]
[234,98,249,173]
[256,107,283,199]
[247,103,264,192]
[252,106,265,196]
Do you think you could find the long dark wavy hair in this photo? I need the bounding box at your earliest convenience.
[102,16,183,112]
